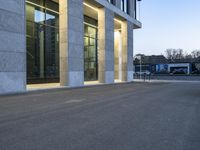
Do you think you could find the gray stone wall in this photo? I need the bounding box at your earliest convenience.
[121,21,133,82]
[98,8,115,83]
[0,1,26,94]
[127,21,134,81]
[59,0,84,87]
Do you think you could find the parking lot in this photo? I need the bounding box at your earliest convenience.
[0,82,200,150]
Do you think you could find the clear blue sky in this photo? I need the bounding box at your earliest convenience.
[134,0,200,55]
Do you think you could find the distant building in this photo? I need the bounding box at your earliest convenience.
[134,55,200,75]
[134,55,168,73]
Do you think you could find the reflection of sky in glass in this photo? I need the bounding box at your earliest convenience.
[34,10,45,23]
[34,10,55,23]
[46,13,55,21]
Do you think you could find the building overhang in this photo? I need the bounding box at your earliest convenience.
[84,0,142,29]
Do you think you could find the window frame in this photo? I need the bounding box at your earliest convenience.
[121,0,129,14]
[107,0,115,5]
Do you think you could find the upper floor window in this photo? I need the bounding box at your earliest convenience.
[121,0,129,14]
[134,0,142,20]
[107,0,115,5]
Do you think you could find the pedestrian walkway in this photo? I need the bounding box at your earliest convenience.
[134,79,200,83]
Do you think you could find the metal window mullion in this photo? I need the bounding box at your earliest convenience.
[26,0,59,14]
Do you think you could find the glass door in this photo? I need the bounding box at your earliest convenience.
[84,23,98,81]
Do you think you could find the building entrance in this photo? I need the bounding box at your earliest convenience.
[84,16,98,81]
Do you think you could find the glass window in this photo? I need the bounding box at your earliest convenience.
[88,27,96,38]
[107,0,115,5]
[46,10,59,27]
[26,4,45,24]
[26,0,59,83]
[89,38,95,46]
[84,16,98,81]
[34,9,45,23]
[28,0,45,6]
[46,0,59,12]
[27,0,58,12]
[121,0,129,14]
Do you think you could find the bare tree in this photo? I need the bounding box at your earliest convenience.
[184,53,193,59]
[165,49,173,60]
[195,63,200,71]
[176,49,184,59]
[191,50,200,58]
[165,48,184,61]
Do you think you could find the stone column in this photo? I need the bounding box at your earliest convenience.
[98,8,114,83]
[121,21,133,82]
[0,1,26,94]
[114,31,122,80]
[59,0,84,87]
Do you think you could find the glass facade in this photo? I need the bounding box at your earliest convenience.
[26,0,59,84]
[107,0,116,5]
[121,0,129,14]
[84,16,98,81]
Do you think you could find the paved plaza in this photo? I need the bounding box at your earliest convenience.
[0,82,200,150]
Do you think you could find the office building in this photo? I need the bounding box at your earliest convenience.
[0,0,142,94]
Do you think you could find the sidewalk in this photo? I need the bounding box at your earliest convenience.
[134,79,200,83]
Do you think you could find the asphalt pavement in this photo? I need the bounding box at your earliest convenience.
[0,82,200,150]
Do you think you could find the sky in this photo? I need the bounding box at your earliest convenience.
[134,0,200,56]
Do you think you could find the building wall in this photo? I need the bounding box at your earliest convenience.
[59,0,84,87]
[98,7,115,83]
[0,0,141,94]
[95,0,141,28]
[0,1,26,94]
[114,31,122,80]
[121,20,134,81]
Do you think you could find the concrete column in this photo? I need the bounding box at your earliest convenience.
[114,31,122,80]
[0,1,26,94]
[98,8,114,83]
[121,21,133,82]
[59,0,84,87]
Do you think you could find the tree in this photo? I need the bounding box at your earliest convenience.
[184,53,193,59]
[176,49,184,59]
[165,49,173,60]
[165,48,184,61]
[195,63,200,71]
[191,50,200,58]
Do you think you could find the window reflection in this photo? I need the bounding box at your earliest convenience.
[84,16,98,81]
[34,10,45,23]
[26,0,59,84]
